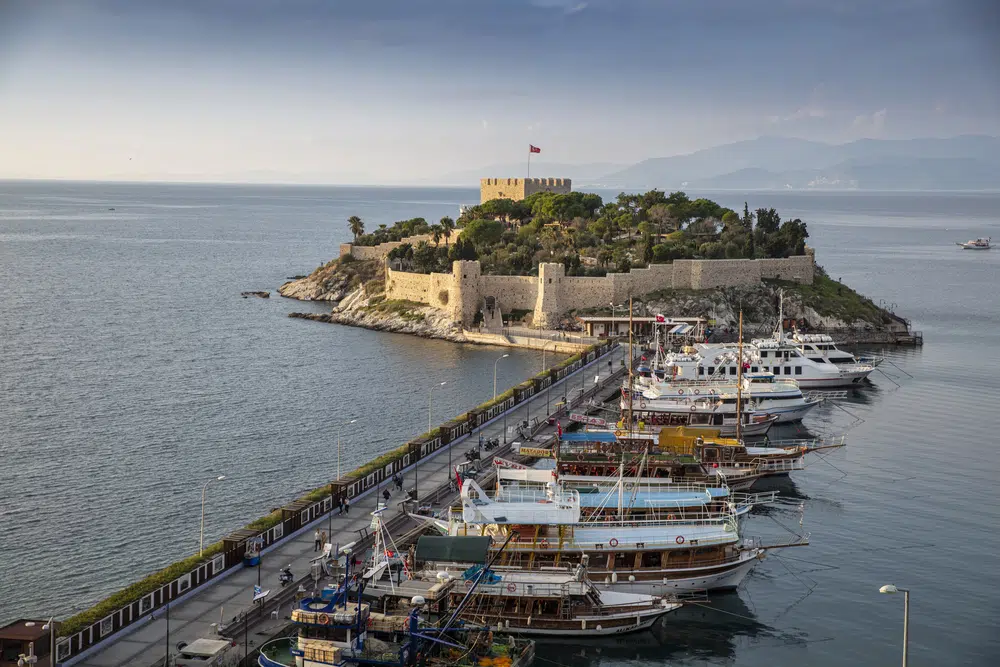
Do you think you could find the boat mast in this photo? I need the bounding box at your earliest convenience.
[622,297,634,521]
[736,311,743,442]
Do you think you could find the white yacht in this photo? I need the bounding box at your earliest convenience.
[632,371,821,423]
[789,332,883,367]
[957,237,991,249]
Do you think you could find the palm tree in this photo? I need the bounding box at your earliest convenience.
[430,225,443,247]
[439,216,455,246]
[348,216,365,240]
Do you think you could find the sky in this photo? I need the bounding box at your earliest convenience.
[0,0,998,184]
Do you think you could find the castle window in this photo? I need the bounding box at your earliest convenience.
[548,279,552,284]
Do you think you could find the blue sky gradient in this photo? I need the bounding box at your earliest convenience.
[1,0,997,183]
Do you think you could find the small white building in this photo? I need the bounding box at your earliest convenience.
[577,315,706,340]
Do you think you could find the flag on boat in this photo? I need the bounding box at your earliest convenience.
[454,466,463,491]
[529,144,541,153]
[655,314,666,323]
[556,421,563,438]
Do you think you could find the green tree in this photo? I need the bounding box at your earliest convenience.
[430,225,443,247]
[460,219,504,249]
[348,215,365,240]
[412,241,439,273]
[439,216,455,245]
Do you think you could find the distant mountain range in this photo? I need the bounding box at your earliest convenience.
[441,135,1000,191]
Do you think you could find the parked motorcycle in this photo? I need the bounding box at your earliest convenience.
[279,566,293,588]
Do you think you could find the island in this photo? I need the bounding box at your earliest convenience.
[279,188,915,344]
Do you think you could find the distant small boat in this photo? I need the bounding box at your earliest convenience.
[957,237,991,249]
[241,291,270,299]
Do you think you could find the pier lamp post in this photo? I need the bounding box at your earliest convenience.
[542,341,558,415]
[609,303,616,337]
[200,475,226,557]
[43,618,57,667]
[879,584,910,667]
[429,381,447,478]
[493,354,509,400]
[336,419,358,481]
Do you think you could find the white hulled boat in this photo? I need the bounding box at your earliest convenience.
[957,237,991,249]
[789,332,884,367]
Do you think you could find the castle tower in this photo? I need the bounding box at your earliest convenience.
[533,262,565,329]
[480,177,572,204]
[449,260,481,326]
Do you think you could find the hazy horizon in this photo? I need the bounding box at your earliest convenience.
[2,0,998,184]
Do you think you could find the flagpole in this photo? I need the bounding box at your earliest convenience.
[527,148,531,179]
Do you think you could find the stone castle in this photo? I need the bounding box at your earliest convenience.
[384,254,815,328]
[480,177,572,203]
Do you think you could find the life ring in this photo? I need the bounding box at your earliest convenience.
[693,389,700,395]
[677,389,685,395]
[577,454,585,461]
[609,538,619,547]
[639,400,646,408]
[667,514,676,520]
[676,536,685,545]
[540,539,550,549]
[507,582,517,593]
[318,613,330,625]
[614,429,624,437]
[690,405,697,412]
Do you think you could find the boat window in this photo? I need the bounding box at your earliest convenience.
[760,351,768,358]
[707,366,715,375]
[784,366,791,375]
[729,366,737,375]
[751,366,758,373]
[712,414,723,425]
[795,366,802,375]
[810,357,824,363]
[698,367,704,376]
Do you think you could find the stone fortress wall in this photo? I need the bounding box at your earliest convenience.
[339,229,461,261]
[479,177,572,203]
[385,251,815,327]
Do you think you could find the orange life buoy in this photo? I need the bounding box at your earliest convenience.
[676,535,685,545]
[540,539,550,549]
[609,538,619,547]
[318,613,330,625]
[667,514,676,520]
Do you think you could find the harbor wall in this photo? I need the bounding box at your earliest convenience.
[385,253,815,327]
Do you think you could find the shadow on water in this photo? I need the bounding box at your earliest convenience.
[532,594,793,666]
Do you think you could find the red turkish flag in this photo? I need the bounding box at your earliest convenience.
[529,145,541,153]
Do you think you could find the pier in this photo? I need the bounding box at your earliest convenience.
[58,342,631,667]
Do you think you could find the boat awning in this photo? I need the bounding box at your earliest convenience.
[668,323,692,335]
[415,536,492,564]
[560,431,618,442]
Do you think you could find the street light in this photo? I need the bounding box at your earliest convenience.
[609,302,617,337]
[879,584,910,667]
[200,475,226,556]
[336,419,358,481]
[541,341,558,415]
[429,381,448,483]
[493,354,509,400]
[42,618,57,667]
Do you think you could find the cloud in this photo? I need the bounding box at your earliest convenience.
[530,0,588,14]
[851,108,888,135]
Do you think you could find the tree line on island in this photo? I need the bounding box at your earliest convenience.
[346,190,809,276]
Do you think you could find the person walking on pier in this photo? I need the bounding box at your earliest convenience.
[320,530,328,550]
[313,528,322,552]
[343,497,350,515]
[382,488,391,504]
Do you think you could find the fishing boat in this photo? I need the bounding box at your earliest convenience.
[621,391,777,436]
[957,237,991,249]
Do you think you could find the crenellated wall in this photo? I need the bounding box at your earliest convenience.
[480,177,572,203]
[384,253,814,327]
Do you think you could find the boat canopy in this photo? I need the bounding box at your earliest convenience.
[560,431,618,442]
[415,536,492,564]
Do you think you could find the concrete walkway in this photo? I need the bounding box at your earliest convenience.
[73,345,630,667]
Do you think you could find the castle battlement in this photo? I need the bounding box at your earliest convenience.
[480,177,572,203]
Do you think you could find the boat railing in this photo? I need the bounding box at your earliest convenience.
[491,487,581,505]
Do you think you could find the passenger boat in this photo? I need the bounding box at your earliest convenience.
[957,237,991,249]
[789,332,883,367]
[664,294,875,388]
[632,371,822,424]
[420,476,807,594]
[257,537,537,667]
[623,389,777,434]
